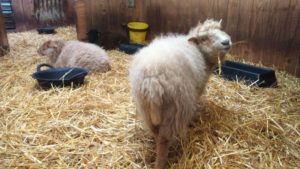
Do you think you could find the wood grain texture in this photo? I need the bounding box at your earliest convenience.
[11,0,75,31]
[83,0,300,77]
[11,0,27,31]
[0,7,9,56]
[64,0,76,25]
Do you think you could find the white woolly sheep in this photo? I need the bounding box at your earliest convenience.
[129,19,232,169]
[37,40,111,73]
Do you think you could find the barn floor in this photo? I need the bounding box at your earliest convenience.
[0,27,299,169]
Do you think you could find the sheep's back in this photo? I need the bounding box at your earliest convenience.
[129,36,208,138]
[56,41,111,72]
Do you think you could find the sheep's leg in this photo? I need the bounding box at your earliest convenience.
[155,135,170,169]
[154,104,176,169]
[191,104,202,125]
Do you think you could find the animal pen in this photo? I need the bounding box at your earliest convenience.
[0,0,299,169]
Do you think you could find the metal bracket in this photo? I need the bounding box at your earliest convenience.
[128,0,135,8]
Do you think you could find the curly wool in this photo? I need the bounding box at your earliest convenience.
[38,40,111,73]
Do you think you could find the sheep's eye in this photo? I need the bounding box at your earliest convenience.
[200,36,208,42]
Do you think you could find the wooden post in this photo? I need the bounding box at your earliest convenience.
[0,7,9,56]
[63,0,76,25]
[74,0,88,41]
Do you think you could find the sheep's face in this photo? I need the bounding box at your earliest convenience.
[37,40,65,64]
[205,29,231,53]
[188,19,232,63]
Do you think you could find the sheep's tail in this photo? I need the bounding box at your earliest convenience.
[137,77,164,131]
[134,76,196,138]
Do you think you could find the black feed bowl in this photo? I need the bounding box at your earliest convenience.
[119,43,145,54]
[32,64,89,89]
[37,27,56,34]
[214,60,277,87]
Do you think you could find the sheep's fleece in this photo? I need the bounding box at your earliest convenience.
[38,40,111,73]
[129,35,209,139]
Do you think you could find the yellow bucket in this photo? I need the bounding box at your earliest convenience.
[127,22,149,44]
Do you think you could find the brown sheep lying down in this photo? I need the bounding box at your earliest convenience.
[129,19,232,169]
[38,40,111,73]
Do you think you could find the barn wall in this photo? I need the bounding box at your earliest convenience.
[10,0,75,32]
[0,6,9,56]
[84,0,300,77]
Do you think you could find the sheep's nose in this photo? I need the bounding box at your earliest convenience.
[221,39,230,46]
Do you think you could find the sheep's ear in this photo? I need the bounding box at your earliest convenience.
[219,19,223,24]
[52,40,65,50]
[47,40,57,47]
[188,37,199,45]
[197,21,202,26]
[43,40,51,47]
[38,40,51,54]
[39,40,52,50]
[51,40,62,48]
[195,33,209,42]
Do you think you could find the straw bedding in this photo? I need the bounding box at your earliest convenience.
[0,27,299,169]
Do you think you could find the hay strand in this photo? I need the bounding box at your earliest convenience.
[0,27,299,169]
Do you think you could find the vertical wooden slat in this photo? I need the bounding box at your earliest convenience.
[211,0,229,26]
[91,0,105,30]
[22,0,36,29]
[0,7,9,56]
[11,0,75,31]
[106,0,112,30]
[49,0,53,22]
[63,0,75,25]
[145,0,163,36]
[74,0,88,41]
[279,0,300,75]
[52,0,56,20]
[39,0,43,22]
[84,0,91,29]
[225,0,240,43]
[47,0,51,23]
[233,0,253,61]
[42,0,46,23]
[33,0,38,20]
[59,0,64,22]
[4,0,300,76]
[287,0,300,76]
[12,0,298,76]
[12,0,26,31]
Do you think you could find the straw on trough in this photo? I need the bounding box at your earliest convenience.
[0,27,299,169]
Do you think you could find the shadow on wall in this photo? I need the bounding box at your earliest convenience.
[86,8,128,49]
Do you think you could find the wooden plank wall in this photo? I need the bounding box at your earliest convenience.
[11,0,36,31]
[0,6,9,56]
[11,0,75,32]
[84,0,300,77]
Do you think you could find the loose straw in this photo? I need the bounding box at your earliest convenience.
[0,26,299,169]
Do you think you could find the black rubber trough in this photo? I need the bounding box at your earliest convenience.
[214,60,277,87]
[32,64,89,89]
[37,27,56,34]
[119,43,145,54]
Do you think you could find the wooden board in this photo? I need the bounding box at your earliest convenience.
[0,7,9,56]
[11,0,75,31]
[83,0,300,77]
